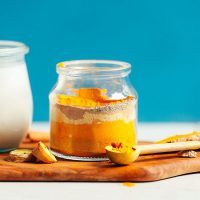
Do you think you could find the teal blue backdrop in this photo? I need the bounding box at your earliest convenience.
[0,0,199,121]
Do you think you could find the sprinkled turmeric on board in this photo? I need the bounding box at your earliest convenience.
[122,182,136,187]
[156,131,200,144]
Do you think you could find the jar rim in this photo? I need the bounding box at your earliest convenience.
[0,40,29,57]
[56,60,131,78]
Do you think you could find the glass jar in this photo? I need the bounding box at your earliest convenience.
[0,41,33,152]
[49,60,138,161]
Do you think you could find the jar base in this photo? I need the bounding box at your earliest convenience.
[50,149,109,162]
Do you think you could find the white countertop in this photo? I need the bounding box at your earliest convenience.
[1,122,200,200]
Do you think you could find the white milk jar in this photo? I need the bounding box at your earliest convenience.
[0,41,33,152]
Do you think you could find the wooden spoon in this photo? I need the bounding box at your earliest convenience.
[138,141,200,155]
[106,141,200,165]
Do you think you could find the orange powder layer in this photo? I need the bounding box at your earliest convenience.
[50,119,137,157]
[74,88,108,101]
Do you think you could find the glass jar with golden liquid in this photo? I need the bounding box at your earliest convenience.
[49,60,138,161]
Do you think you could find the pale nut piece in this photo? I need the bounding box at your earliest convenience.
[6,149,35,163]
[105,143,140,165]
[32,142,57,163]
[178,150,197,158]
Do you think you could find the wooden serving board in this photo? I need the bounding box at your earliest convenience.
[0,142,200,182]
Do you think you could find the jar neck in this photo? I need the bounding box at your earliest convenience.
[56,74,131,93]
[57,73,130,81]
[56,60,131,79]
[0,56,26,65]
[0,41,29,63]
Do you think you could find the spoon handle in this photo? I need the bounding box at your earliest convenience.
[137,141,200,155]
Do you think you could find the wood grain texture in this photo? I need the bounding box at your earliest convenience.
[1,142,200,182]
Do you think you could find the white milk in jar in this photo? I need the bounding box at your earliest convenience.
[0,41,33,152]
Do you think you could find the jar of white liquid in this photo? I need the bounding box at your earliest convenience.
[0,41,33,152]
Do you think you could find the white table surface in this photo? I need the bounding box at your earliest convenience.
[1,122,200,200]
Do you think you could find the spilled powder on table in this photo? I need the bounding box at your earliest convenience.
[122,182,136,187]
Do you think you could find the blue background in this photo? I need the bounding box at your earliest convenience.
[0,0,199,121]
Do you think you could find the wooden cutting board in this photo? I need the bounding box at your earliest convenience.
[0,142,200,182]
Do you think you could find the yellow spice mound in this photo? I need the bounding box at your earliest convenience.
[56,88,134,107]
[156,131,200,144]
